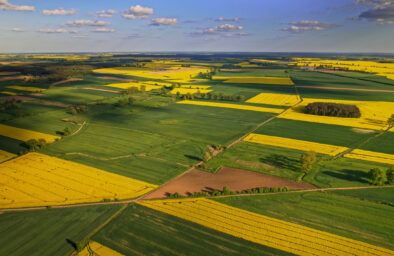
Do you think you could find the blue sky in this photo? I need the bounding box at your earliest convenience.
[1,0,393,53]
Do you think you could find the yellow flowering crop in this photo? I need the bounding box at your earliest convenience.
[6,86,45,92]
[279,98,394,131]
[0,124,60,143]
[138,198,394,256]
[0,152,157,209]
[213,76,294,85]
[104,82,162,91]
[344,149,394,165]
[170,88,212,94]
[243,133,348,156]
[1,91,18,95]
[247,93,301,106]
[0,150,16,163]
[78,241,124,256]
[177,100,283,113]
[94,67,210,83]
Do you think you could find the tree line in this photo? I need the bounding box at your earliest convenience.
[304,102,361,118]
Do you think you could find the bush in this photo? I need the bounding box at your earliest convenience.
[369,168,386,186]
[386,167,394,184]
[304,102,361,118]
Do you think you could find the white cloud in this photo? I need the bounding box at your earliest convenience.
[282,20,340,33]
[122,13,136,20]
[42,8,76,16]
[97,9,117,18]
[377,20,394,24]
[0,0,34,11]
[191,24,244,36]
[72,35,88,38]
[63,20,109,27]
[150,18,178,26]
[123,5,153,19]
[215,17,241,22]
[92,27,115,33]
[11,27,24,32]
[69,30,79,34]
[37,28,67,33]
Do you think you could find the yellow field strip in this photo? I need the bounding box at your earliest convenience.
[5,86,44,92]
[243,133,348,156]
[0,124,60,143]
[1,91,18,95]
[344,149,394,165]
[0,153,157,209]
[0,150,16,163]
[104,82,162,91]
[138,199,394,256]
[78,241,124,256]
[247,93,301,106]
[170,88,212,94]
[177,100,283,113]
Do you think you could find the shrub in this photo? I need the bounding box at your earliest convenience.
[304,102,361,118]
[386,167,394,184]
[369,168,386,186]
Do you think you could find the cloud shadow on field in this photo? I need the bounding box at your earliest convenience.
[260,154,300,172]
[322,169,369,183]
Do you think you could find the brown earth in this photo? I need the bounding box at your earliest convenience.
[29,92,44,96]
[0,75,28,82]
[0,61,26,65]
[51,78,83,87]
[144,167,315,199]
[97,76,136,82]
[81,87,121,93]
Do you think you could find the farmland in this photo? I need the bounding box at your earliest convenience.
[0,52,393,255]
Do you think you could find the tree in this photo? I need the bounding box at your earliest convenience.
[202,151,211,162]
[386,167,394,184]
[369,168,386,186]
[63,127,71,136]
[300,151,316,173]
[387,114,394,129]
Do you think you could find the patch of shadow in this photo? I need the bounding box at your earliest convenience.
[260,154,300,172]
[322,169,369,183]
[65,239,77,250]
[184,154,202,161]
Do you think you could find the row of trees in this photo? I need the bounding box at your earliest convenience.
[369,167,394,185]
[176,92,245,102]
[168,186,290,198]
[304,102,361,118]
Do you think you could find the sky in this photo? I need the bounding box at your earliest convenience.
[1,0,394,53]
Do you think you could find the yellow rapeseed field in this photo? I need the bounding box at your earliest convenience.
[295,59,394,81]
[170,88,212,94]
[94,68,210,83]
[0,124,60,143]
[138,198,394,256]
[177,100,283,113]
[6,86,45,92]
[279,98,394,131]
[0,150,16,163]
[213,76,294,85]
[1,91,18,95]
[104,82,162,91]
[243,133,348,156]
[247,93,301,106]
[0,152,157,209]
[78,241,124,256]
[344,149,394,165]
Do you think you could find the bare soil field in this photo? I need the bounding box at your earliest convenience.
[144,167,315,199]
[51,78,83,87]
[0,72,21,76]
[0,96,34,101]
[0,76,28,82]
[96,76,136,82]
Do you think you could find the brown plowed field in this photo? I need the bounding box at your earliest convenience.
[144,167,315,199]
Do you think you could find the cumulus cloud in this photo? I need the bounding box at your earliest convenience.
[92,27,115,33]
[42,8,76,16]
[355,0,394,22]
[0,0,34,11]
[282,20,340,33]
[11,27,24,32]
[215,17,241,22]
[191,24,244,37]
[123,4,153,20]
[72,35,88,38]
[69,30,79,34]
[222,32,250,37]
[97,9,117,18]
[37,28,67,33]
[150,18,178,26]
[63,20,109,27]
